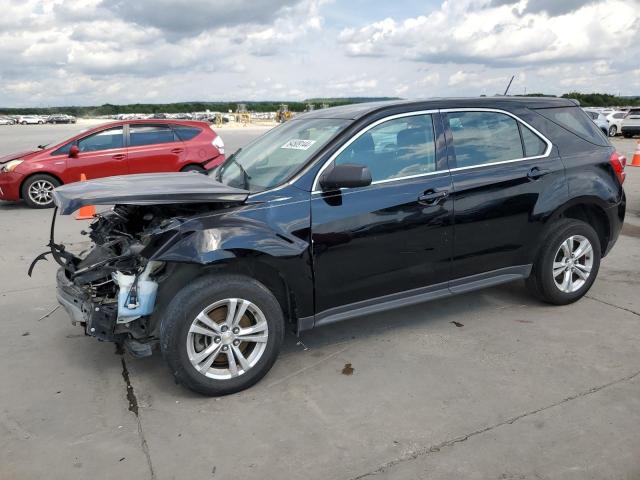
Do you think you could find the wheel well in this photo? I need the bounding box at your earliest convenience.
[154,259,298,330]
[561,204,609,254]
[180,163,206,171]
[19,172,64,199]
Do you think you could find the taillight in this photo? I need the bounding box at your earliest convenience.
[610,151,626,184]
[212,135,224,154]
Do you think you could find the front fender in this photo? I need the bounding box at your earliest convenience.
[150,221,308,264]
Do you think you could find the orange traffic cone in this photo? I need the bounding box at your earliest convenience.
[630,141,640,167]
[75,173,96,220]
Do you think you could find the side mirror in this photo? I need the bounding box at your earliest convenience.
[69,145,79,158]
[319,163,372,191]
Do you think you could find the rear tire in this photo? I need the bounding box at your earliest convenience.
[181,164,206,174]
[21,174,60,208]
[160,274,285,396]
[526,219,600,305]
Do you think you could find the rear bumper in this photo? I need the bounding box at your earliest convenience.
[203,154,225,170]
[621,126,640,135]
[0,172,23,201]
[604,193,625,257]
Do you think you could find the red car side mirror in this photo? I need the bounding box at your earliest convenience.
[69,145,79,158]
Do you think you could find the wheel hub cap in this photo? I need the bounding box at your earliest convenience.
[221,331,234,345]
[553,234,594,293]
[186,298,269,380]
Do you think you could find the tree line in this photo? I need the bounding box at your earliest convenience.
[1,94,638,116]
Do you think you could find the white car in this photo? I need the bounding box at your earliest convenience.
[0,116,16,125]
[622,108,640,138]
[604,111,626,137]
[18,115,44,125]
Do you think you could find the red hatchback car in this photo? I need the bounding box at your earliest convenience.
[0,120,225,208]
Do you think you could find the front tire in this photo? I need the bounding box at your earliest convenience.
[526,219,601,305]
[608,125,617,137]
[160,274,285,396]
[21,174,60,208]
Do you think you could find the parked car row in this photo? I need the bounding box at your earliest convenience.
[0,114,77,125]
[583,107,640,138]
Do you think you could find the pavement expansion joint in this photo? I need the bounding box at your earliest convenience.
[349,368,640,479]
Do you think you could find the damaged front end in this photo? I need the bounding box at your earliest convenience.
[51,205,180,356]
[29,172,251,356]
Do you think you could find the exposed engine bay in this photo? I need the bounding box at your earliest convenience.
[43,203,216,356]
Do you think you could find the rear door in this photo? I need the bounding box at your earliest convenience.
[65,126,128,181]
[443,109,565,280]
[126,123,187,173]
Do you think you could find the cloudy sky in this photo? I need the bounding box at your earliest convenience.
[1,0,639,106]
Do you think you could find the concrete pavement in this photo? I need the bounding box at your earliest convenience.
[0,133,639,479]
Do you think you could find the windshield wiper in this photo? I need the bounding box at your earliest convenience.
[216,148,250,190]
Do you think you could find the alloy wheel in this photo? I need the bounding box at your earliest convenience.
[552,234,594,293]
[28,180,55,206]
[186,298,269,380]
[609,125,617,137]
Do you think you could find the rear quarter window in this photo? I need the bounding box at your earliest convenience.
[535,106,609,146]
[173,126,202,141]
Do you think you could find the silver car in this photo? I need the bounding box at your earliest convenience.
[583,109,610,136]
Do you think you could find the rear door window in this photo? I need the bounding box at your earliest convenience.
[129,124,178,147]
[445,111,523,168]
[535,106,608,145]
[78,127,124,152]
[520,124,547,157]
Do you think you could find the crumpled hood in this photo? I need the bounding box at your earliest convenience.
[53,172,249,215]
[0,149,39,164]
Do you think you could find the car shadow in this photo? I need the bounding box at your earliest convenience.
[0,200,31,211]
[125,280,543,399]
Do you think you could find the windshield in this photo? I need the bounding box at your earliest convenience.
[212,118,350,192]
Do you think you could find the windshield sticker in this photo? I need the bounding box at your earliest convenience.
[281,139,316,150]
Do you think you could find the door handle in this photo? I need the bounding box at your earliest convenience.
[418,190,449,205]
[171,148,184,154]
[527,167,551,180]
[112,154,126,160]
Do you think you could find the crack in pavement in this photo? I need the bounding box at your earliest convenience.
[586,295,640,317]
[121,357,156,480]
[350,368,640,479]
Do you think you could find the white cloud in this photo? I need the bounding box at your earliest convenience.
[339,0,638,68]
[0,0,637,106]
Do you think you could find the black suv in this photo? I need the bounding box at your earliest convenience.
[46,97,626,395]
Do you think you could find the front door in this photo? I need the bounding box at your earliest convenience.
[311,112,453,317]
[126,123,187,174]
[443,109,566,280]
[66,126,128,181]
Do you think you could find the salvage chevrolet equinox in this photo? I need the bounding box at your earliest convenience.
[41,98,626,396]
